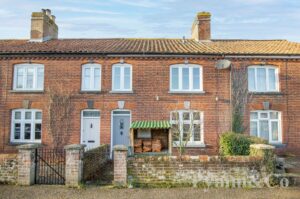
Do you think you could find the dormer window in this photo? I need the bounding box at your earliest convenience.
[248,66,279,92]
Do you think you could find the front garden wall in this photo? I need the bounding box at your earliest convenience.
[0,154,18,184]
[127,155,271,188]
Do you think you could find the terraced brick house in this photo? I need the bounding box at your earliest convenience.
[0,9,300,155]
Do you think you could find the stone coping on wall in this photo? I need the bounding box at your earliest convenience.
[128,155,263,163]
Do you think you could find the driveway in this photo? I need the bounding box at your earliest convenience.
[0,185,299,199]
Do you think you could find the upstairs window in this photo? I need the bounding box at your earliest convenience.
[81,64,101,91]
[170,110,204,146]
[170,64,203,92]
[248,66,279,92]
[11,109,42,143]
[112,64,132,91]
[250,111,281,143]
[13,64,44,91]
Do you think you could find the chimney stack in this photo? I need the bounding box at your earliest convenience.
[30,9,58,42]
[191,12,211,41]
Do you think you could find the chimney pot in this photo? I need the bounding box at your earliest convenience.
[191,11,211,41]
[45,9,51,16]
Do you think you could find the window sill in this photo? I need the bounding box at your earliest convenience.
[269,143,286,148]
[109,91,134,94]
[9,141,42,146]
[249,92,283,96]
[9,90,44,94]
[173,143,206,148]
[79,91,102,94]
[168,91,206,94]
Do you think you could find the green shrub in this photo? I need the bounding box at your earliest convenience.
[219,132,266,156]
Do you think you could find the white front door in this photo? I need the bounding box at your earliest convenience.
[81,110,100,150]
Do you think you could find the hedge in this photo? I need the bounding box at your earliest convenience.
[219,132,267,156]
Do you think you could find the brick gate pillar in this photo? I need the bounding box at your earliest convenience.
[64,144,85,187]
[17,144,40,185]
[113,145,128,186]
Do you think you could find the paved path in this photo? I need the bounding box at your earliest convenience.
[0,185,300,199]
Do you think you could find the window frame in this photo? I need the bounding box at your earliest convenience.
[81,64,102,91]
[10,109,42,143]
[13,64,44,91]
[248,65,279,92]
[112,63,132,92]
[170,110,204,147]
[169,64,203,93]
[250,110,282,144]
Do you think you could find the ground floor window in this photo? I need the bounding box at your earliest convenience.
[250,110,281,143]
[11,109,42,143]
[170,110,204,146]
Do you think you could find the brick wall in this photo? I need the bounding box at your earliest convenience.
[0,56,299,155]
[0,154,18,184]
[127,155,268,188]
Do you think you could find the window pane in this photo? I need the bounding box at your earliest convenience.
[172,124,179,141]
[182,68,189,90]
[113,67,121,89]
[14,123,21,139]
[268,69,276,91]
[83,68,91,89]
[250,112,258,119]
[257,68,266,91]
[24,123,31,140]
[25,112,31,120]
[83,111,100,117]
[270,112,278,119]
[259,120,269,141]
[26,68,34,89]
[193,68,200,90]
[183,112,190,120]
[171,112,179,121]
[35,123,41,140]
[15,111,21,119]
[183,124,190,141]
[271,121,279,141]
[16,68,24,89]
[94,68,100,90]
[35,112,42,120]
[193,124,201,141]
[250,121,258,136]
[260,112,268,119]
[193,112,200,120]
[171,68,179,90]
[248,68,255,91]
[37,68,44,89]
[124,67,131,89]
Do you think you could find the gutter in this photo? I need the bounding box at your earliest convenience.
[0,52,300,59]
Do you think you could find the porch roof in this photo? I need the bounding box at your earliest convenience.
[130,120,171,129]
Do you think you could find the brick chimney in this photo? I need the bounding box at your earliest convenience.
[191,12,211,41]
[30,9,58,42]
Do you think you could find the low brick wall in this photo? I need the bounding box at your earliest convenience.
[127,155,272,188]
[83,145,110,181]
[0,154,18,184]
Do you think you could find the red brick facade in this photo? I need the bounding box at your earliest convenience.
[0,56,299,155]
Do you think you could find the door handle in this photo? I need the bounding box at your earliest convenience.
[120,131,123,135]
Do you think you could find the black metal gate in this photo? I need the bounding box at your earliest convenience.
[35,148,65,185]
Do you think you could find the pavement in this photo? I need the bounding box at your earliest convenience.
[0,185,300,199]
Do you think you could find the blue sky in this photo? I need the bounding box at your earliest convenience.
[0,0,299,41]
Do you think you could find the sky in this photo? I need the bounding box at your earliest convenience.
[0,0,299,42]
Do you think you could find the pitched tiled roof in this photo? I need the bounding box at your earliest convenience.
[0,38,300,55]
